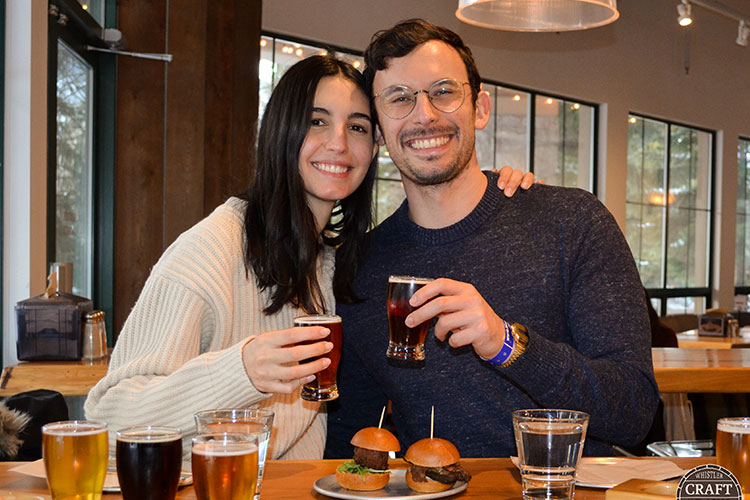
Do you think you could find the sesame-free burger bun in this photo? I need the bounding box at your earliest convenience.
[350,427,400,452]
[335,469,391,491]
[404,438,460,467]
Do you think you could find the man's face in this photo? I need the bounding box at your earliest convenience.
[372,40,489,187]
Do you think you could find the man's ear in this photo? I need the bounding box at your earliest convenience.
[474,90,492,131]
[375,125,385,147]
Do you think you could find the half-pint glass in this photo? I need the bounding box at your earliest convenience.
[716,416,750,494]
[116,426,182,500]
[192,433,258,500]
[513,409,589,500]
[42,420,108,500]
[386,275,433,360]
[195,408,274,500]
[293,314,342,401]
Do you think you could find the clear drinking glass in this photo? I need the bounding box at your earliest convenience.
[192,432,258,500]
[716,416,750,494]
[386,275,434,360]
[513,409,589,500]
[195,409,274,500]
[42,420,108,500]
[116,426,182,500]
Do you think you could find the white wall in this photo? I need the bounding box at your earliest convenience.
[263,0,750,308]
[3,0,48,366]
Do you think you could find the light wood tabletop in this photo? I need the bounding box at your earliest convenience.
[0,355,109,397]
[0,457,712,500]
[676,331,750,349]
[652,347,750,393]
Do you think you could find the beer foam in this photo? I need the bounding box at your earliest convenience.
[388,275,434,285]
[43,423,107,436]
[192,442,258,457]
[117,431,181,443]
[293,315,341,325]
[717,419,750,434]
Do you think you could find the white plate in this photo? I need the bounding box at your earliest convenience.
[313,469,468,499]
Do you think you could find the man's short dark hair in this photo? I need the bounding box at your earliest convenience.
[363,19,481,107]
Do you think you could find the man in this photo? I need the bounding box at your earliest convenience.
[325,19,658,458]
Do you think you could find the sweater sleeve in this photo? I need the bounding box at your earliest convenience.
[503,193,659,449]
[83,273,270,453]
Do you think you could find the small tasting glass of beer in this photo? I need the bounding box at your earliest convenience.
[42,420,108,500]
[293,314,342,402]
[386,275,434,361]
[116,426,183,500]
[192,432,259,500]
[194,408,274,500]
[716,416,750,494]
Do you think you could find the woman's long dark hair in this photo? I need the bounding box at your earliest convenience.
[241,55,377,315]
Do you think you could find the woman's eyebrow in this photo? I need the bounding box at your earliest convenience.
[312,107,372,123]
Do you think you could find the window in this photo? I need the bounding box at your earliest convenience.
[477,83,596,191]
[736,138,750,295]
[48,0,115,335]
[259,33,598,224]
[626,114,713,315]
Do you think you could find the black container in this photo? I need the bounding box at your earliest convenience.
[15,292,93,361]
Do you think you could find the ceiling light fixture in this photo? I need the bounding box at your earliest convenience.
[737,20,750,46]
[455,0,619,32]
[677,1,693,26]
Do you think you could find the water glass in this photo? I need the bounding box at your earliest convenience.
[513,409,589,500]
[42,420,108,500]
[195,408,274,499]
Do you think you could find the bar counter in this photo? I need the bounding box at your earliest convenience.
[0,457,711,499]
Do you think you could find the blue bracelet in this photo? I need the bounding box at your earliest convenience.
[481,320,515,366]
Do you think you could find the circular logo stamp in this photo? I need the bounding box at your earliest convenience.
[677,464,742,500]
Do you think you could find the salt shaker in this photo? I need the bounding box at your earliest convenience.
[83,310,107,360]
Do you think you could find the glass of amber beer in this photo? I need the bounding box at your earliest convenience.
[192,432,258,500]
[116,426,183,500]
[386,275,434,361]
[42,420,108,500]
[716,417,750,494]
[293,314,342,401]
[194,408,274,500]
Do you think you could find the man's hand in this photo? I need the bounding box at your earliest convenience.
[495,166,537,197]
[242,326,332,394]
[405,278,505,359]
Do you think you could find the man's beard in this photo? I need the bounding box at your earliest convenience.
[396,126,474,187]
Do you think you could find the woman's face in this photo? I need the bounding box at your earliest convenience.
[298,75,378,216]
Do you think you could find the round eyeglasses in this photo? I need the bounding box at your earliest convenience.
[373,78,470,120]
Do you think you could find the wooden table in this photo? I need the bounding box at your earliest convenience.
[0,457,712,499]
[676,331,750,349]
[653,347,750,392]
[0,355,109,397]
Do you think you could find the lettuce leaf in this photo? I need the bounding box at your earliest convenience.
[337,460,390,481]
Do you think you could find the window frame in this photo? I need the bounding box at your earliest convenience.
[736,136,750,296]
[627,112,716,315]
[0,0,5,369]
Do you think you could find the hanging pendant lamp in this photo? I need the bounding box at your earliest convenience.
[455,0,619,32]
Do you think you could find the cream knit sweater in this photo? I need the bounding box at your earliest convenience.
[84,197,335,459]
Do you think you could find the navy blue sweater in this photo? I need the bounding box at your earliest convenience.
[326,171,659,458]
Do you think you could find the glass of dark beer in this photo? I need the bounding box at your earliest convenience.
[293,314,342,401]
[116,426,183,500]
[386,275,434,360]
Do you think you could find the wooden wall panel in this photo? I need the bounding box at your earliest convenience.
[114,0,261,336]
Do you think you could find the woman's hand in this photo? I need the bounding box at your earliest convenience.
[241,326,332,394]
[495,166,537,197]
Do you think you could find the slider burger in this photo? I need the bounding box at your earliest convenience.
[335,427,400,491]
[404,437,472,493]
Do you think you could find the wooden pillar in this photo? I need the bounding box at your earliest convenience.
[114,0,261,335]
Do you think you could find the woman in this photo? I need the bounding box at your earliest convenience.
[84,55,532,459]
